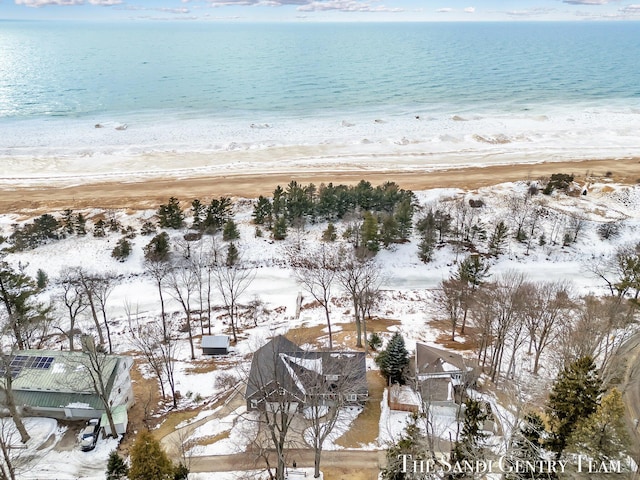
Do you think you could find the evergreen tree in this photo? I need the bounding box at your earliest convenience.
[144,232,170,262]
[394,198,414,241]
[128,430,174,480]
[568,388,630,463]
[418,234,437,263]
[361,211,380,254]
[173,462,190,480]
[36,268,48,289]
[140,220,157,236]
[106,450,129,480]
[222,219,240,241]
[488,220,509,257]
[449,399,489,479]
[191,198,205,230]
[157,197,184,229]
[252,195,273,227]
[226,242,239,267]
[546,356,602,457]
[272,185,285,219]
[375,332,409,384]
[111,238,132,262]
[504,413,549,479]
[93,219,106,237]
[379,214,399,248]
[321,223,337,242]
[74,213,87,236]
[62,208,75,235]
[203,196,233,233]
[380,413,427,480]
[272,216,287,240]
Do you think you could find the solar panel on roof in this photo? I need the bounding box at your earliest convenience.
[32,356,54,369]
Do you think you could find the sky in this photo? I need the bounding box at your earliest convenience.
[1,0,640,22]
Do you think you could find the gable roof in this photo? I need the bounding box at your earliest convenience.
[201,335,230,349]
[245,335,367,402]
[0,350,130,410]
[415,343,470,376]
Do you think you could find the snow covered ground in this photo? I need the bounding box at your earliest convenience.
[2,181,639,478]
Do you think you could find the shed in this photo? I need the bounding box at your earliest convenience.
[201,335,230,355]
[101,404,128,436]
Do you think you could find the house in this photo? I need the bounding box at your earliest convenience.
[245,335,368,412]
[0,350,134,421]
[415,343,478,406]
[201,335,230,355]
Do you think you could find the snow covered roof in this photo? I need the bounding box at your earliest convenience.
[415,343,475,378]
[245,335,367,403]
[201,335,230,349]
[0,350,132,411]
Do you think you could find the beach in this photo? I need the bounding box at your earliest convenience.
[1,155,638,214]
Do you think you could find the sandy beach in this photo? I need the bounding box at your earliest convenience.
[1,155,639,214]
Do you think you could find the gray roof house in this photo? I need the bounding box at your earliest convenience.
[415,343,478,406]
[0,350,134,420]
[245,335,368,412]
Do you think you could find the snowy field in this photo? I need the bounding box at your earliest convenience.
[2,181,639,478]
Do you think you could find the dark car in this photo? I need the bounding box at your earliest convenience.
[79,418,100,452]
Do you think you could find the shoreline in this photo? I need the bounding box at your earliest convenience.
[1,156,639,214]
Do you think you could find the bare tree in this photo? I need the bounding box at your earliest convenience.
[214,245,256,343]
[522,280,573,375]
[245,338,301,480]
[58,268,88,351]
[301,353,367,478]
[128,309,179,408]
[167,261,198,360]
[288,243,340,349]
[93,273,117,353]
[74,268,106,347]
[0,352,30,444]
[434,277,465,341]
[337,251,381,351]
[145,257,172,341]
[0,417,30,480]
[72,336,122,438]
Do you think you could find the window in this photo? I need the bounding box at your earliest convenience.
[346,394,358,402]
[325,374,339,381]
[251,399,258,409]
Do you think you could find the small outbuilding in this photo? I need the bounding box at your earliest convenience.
[201,335,230,355]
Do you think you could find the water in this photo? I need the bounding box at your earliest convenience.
[1,21,640,175]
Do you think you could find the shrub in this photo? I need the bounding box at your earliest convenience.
[368,332,383,351]
[112,238,132,262]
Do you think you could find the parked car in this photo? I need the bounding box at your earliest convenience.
[79,418,100,452]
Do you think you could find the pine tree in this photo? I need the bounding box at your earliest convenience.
[504,413,548,479]
[111,238,132,262]
[157,197,184,229]
[272,216,287,240]
[226,242,239,267]
[379,214,399,248]
[394,198,414,241]
[380,413,426,480]
[36,268,48,289]
[450,399,489,479]
[568,388,630,463]
[222,219,240,241]
[546,355,602,457]
[106,450,129,480]
[375,332,409,384]
[93,219,106,237]
[360,211,379,254]
[128,430,174,480]
[322,223,337,242]
[62,208,75,235]
[191,198,205,230]
[74,213,87,235]
[488,220,508,257]
[144,232,170,262]
[252,195,273,227]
